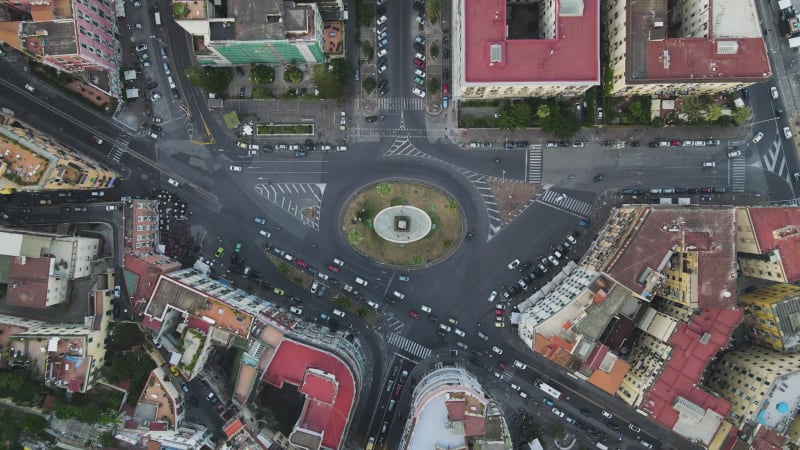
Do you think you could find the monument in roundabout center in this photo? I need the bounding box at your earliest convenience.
[373,205,433,244]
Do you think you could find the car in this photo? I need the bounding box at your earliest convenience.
[552,407,566,418]
[415,35,426,45]
[74,206,88,212]
[413,59,426,69]
[135,43,148,52]
[150,91,161,101]
[495,304,506,316]
[593,174,605,182]
[420,305,432,314]
[289,306,303,315]
[465,230,474,240]
[229,164,243,172]
[355,276,368,286]
[233,242,243,253]
[492,371,502,378]
[702,161,715,168]
[492,346,503,355]
[412,87,426,98]
[416,14,425,23]
[572,141,585,148]
[332,308,346,318]
[254,216,266,225]
[543,398,555,407]
[377,48,388,58]
[513,360,527,370]
[413,0,424,11]
[366,115,379,123]
[336,145,348,152]
[367,299,380,310]
[414,76,425,86]
[319,144,332,151]
[448,316,459,326]
[414,52,426,62]
[273,287,285,295]
[537,262,548,273]
[295,150,307,157]
[257,230,271,239]
[442,84,449,96]
[640,441,653,449]
[771,86,779,99]
[408,310,419,319]
[494,320,506,328]
[275,144,288,151]
[454,328,465,337]
[308,281,319,294]
[343,284,353,293]
[377,30,388,40]
[629,423,641,433]
[166,177,180,187]
[215,247,224,258]
[487,291,498,302]
[752,132,764,143]
[438,323,451,333]
[727,148,742,158]
[507,259,520,270]
[547,255,560,266]
[378,38,388,48]
[391,290,406,301]
[601,410,613,419]
[377,15,388,25]
[785,127,793,139]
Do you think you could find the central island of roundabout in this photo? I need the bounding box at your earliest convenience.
[340,179,466,267]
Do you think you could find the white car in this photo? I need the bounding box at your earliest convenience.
[106,205,118,211]
[566,234,576,244]
[355,276,368,286]
[552,408,566,418]
[310,280,319,294]
[492,346,503,355]
[289,306,303,315]
[510,383,521,391]
[702,161,715,168]
[507,259,520,270]
[414,68,426,78]
[24,83,35,92]
[752,132,764,143]
[771,86,779,99]
[135,43,148,52]
[488,291,497,302]
[259,230,271,238]
[548,255,560,266]
[601,410,613,419]
[167,178,180,187]
[336,145,348,152]
[376,15,388,25]
[727,149,742,158]
[438,323,451,333]
[412,87,426,98]
[378,65,387,74]
[91,191,105,197]
[414,52,426,62]
[513,360,527,370]
[151,92,161,101]
[317,272,329,281]
[366,299,380,310]
[333,308,346,318]
[377,48,387,57]
[343,284,353,293]
[454,328,465,337]
[333,258,345,267]
[784,127,793,139]
[319,145,332,151]
[420,304,432,313]
[229,165,243,172]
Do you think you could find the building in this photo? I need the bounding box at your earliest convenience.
[115,420,214,450]
[0,0,121,96]
[605,0,771,96]
[452,0,600,99]
[707,347,800,432]
[0,229,100,308]
[173,0,325,66]
[0,111,117,194]
[736,207,800,284]
[127,367,185,431]
[397,366,511,449]
[0,269,117,394]
[740,284,800,352]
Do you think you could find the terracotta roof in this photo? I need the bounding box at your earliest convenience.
[463,415,486,437]
[148,422,168,431]
[124,419,138,429]
[6,256,51,309]
[753,426,787,450]
[644,38,770,82]
[223,419,245,439]
[263,340,355,449]
[446,400,466,421]
[641,308,742,430]
[142,316,162,332]
[746,207,800,283]
[463,0,599,84]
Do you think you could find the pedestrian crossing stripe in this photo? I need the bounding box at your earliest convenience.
[537,190,593,218]
[388,333,432,360]
[730,155,746,193]
[527,148,543,184]
[377,97,426,111]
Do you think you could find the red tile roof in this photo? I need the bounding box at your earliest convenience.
[6,256,51,309]
[263,340,355,450]
[187,317,212,334]
[753,425,787,450]
[223,419,244,439]
[124,255,173,305]
[463,0,599,84]
[446,400,466,421]
[585,344,609,371]
[746,207,800,283]
[300,371,337,404]
[645,38,770,82]
[148,422,168,431]
[641,308,742,430]
[463,415,486,437]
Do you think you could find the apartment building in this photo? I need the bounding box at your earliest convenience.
[173,0,325,66]
[452,0,600,99]
[736,207,800,284]
[740,284,800,352]
[605,0,771,96]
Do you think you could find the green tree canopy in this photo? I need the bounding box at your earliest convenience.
[497,102,532,130]
[313,58,351,99]
[184,66,233,95]
[427,77,440,96]
[362,77,376,95]
[249,64,274,84]
[540,101,581,139]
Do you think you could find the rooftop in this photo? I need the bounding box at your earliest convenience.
[746,207,800,283]
[6,256,51,309]
[627,0,770,84]
[20,20,78,56]
[262,340,355,450]
[462,0,599,84]
[216,0,315,41]
[641,308,742,445]
[602,206,737,309]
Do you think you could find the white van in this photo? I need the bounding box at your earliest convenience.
[595,443,609,450]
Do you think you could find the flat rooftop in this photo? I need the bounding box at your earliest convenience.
[221,0,314,41]
[747,207,800,283]
[627,0,770,83]
[463,0,599,84]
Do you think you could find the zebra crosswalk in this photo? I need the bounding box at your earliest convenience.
[730,154,746,193]
[254,182,325,230]
[377,97,426,111]
[537,190,593,218]
[387,333,431,360]
[108,134,130,162]
[526,148,543,184]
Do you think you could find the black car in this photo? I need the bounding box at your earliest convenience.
[518,261,532,272]
[21,207,31,214]
[593,174,605,182]
[366,115,379,123]
[147,82,158,89]
[559,141,572,147]
[688,187,700,194]
[443,68,450,79]
[377,5,387,15]
[648,141,660,147]
[74,207,88,212]
[443,48,450,59]
[465,230,474,240]
[239,87,246,98]
[413,0,424,11]
[262,145,274,153]
[379,85,389,96]
[413,42,425,52]
[236,66,245,78]
[307,266,319,275]
[378,80,388,90]
[150,124,163,134]
[61,207,71,213]
[630,140,640,147]
[378,56,387,66]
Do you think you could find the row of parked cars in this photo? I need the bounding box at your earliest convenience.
[647,139,721,148]
[622,187,726,195]
[501,234,578,300]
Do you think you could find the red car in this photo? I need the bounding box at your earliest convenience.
[700,187,714,193]
[414,58,426,69]
[327,264,340,273]
[296,259,309,269]
[671,140,682,146]
[408,310,420,319]
[495,304,506,316]
[442,84,449,97]
[498,361,508,370]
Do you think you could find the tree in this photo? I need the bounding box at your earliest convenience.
[376,181,391,197]
[540,101,581,138]
[313,58,351,99]
[348,230,363,245]
[173,2,188,18]
[283,66,304,83]
[536,104,550,119]
[705,103,723,122]
[426,0,441,24]
[334,297,352,310]
[362,77,376,94]
[184,66,233,95]
[679,96,706,123]
[733,106,752,124]
[428,76,440,96]
[497,102,532,130]
[249,64,274,84]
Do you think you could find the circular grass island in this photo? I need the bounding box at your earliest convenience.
[342,180,465,267]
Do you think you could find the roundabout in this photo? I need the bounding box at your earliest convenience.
[341,179,465,267]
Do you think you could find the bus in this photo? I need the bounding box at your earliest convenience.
[535,379,563,400]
